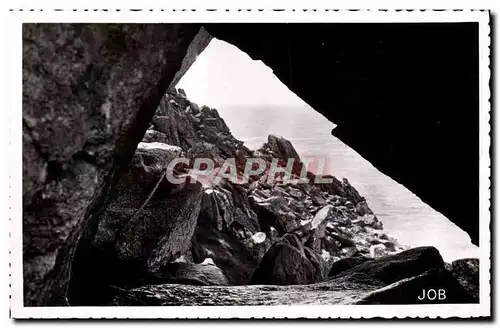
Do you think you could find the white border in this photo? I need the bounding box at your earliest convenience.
[7,9,491,319]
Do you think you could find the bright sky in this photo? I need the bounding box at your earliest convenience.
[178,38,303,108]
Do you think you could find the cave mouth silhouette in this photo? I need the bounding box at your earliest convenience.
[199,23,480,247]
[22,23,481,307]
[174,35,479,262]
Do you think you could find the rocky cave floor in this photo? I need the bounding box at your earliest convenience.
[67,88,479,306]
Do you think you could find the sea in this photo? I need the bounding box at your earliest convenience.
[213,104,479,263]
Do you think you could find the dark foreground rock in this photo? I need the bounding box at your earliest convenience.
[250,234,324,285]
[73,88,481,307]
[147,261,229,286]
[111,283,361,306]
[356,268,476,304]
[449,258,479,302]
[114,88,406,287]
[22,23,202,306]
[329,247,444,285]
[328,256,370,277]
[112,246,477,305]
[92,142,203,272]
[67,143,203,305]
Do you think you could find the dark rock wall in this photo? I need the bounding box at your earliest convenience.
[22,23,202,306]
[204,23,480,245]
[168,27,213,89]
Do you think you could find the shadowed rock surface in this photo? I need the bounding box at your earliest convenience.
[356,268,476,304]
[328,247,444,285]
[111,246,476,305]
[68,143,203,305]
[70,89,479,306]
[93,142,203,271]
[449,258,480,302]
[328,256,370,277]
[250,233,324,285]
[22,23,202,306]
[139,90,407,286]
[147,261,229,286]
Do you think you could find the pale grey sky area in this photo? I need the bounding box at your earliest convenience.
[178,38,310,109]
[177,38,479,262]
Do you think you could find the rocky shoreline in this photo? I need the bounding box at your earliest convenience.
[67,88,479,306]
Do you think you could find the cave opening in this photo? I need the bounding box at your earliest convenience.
[66,26,479,306]
[22,23,481,307]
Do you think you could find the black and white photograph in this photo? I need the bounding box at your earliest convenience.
[7,9,491,319]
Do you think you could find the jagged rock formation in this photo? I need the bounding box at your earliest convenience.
[356,268,475,304]
[93,142,203,271]
[22,23,202,306]
[67,89,480,306]
[250,233,324,285]
[111,247,476,305]
[134,89,407,286]
[449,258,480,302]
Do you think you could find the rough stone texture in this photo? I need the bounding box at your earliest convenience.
[450,258,479,302]
[329,246,444,285]
[66,146,203,305]
[144,89,407,286]
[328,256,370,277]
[22,23,202,306]
[93,143,202,271]
[111,283,370,306]
[110,247,475,306]
[168,27,213,89]
[147,261,229,286]
[250,233,324,285]
[356,268,476,304]
[191,187,262,285]
[262,134,303,175]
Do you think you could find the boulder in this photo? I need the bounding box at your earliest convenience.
[356,268,476,304]
[190,186,263,285]
[328,256,371,277]
[142,130,169,144]
[151,112,197,150]
[251,195,302,234]
[191,216,259,285]
[22,23,201,306]
[93,143,202,272]
[250,233,323,285]
[329,246,444,286]
[449,258,479,302]
[68,145,202,305]
[147,261,229,286]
